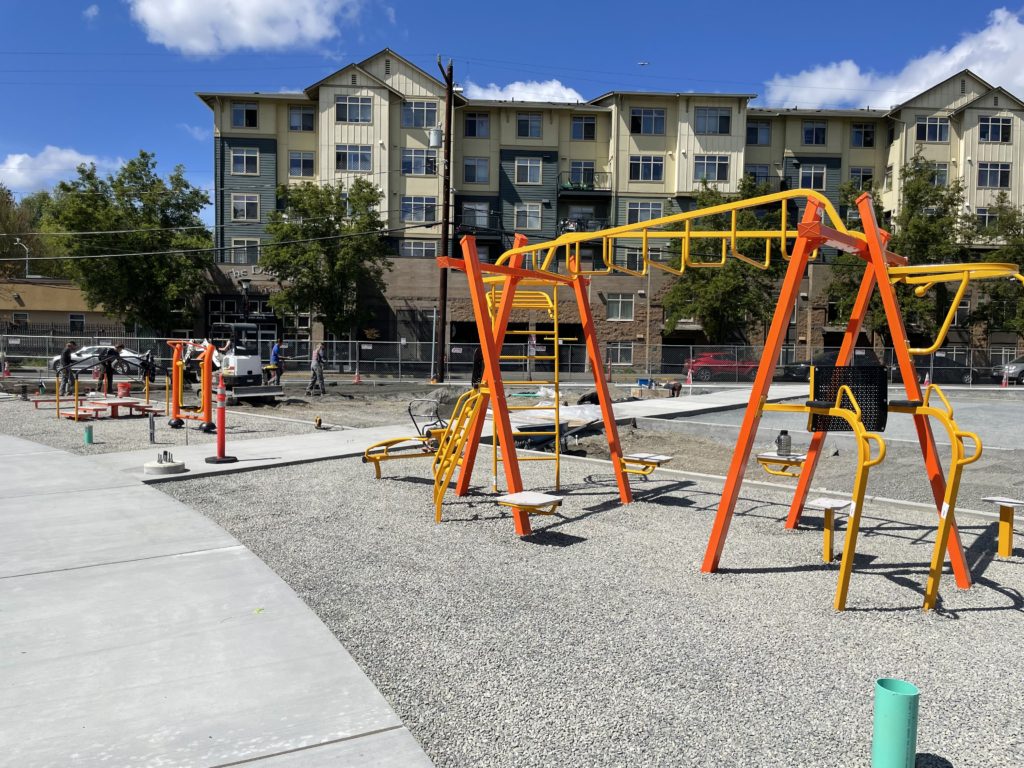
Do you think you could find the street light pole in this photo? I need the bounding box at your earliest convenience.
[14,238,29,279]
[433,56,454,383]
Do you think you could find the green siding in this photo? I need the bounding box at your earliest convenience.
[499,149,558,241]
[217,137,278,253]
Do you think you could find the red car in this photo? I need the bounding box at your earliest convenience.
[686,352,759,382]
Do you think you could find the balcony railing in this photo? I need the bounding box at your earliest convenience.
[558,171,612,193]
[558,218,609,234]
[456,211,504,236]
[742,174,787,193]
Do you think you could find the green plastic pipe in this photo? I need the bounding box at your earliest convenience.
[84,425,93,446]
[872,677,919,768]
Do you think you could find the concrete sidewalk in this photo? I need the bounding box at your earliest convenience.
[0,434,433,767]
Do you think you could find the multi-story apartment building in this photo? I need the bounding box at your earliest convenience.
[198,51,1024,369]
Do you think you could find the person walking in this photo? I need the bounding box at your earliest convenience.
[98,344,124,395]
[269,339,284,385]
[306,343,326,396]
[59,341,77,396]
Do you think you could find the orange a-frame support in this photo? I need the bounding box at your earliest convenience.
[439,235,631,536]
[701,193,972,591]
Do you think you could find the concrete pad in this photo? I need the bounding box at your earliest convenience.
[4,450,139,499]
[0,434,63,455]
[254,728,433,766]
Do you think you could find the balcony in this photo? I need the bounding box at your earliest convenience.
[558,171,612,195]
[742,174,788,193]
[456,211,504,238]
[558,218,609,234]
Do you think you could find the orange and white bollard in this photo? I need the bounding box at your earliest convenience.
[2,360,9,377]
[686,368,693,394]
[1002,369,1009,388]
[352,368,363,384]
[205,374,237,464]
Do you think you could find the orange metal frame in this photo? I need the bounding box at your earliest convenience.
[701,193,972,592]
[439,235,629,535]
[167,340,214,426]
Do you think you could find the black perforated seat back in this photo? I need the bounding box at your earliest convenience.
[809,365,888,432]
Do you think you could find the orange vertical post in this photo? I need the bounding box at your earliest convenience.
[785,264,878,528]
[702,200,823,573]
[856,194,972,589]
[454,235,528,496]
[461,236,531,535]
[571,269,631,503]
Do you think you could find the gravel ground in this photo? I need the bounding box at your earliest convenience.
[162,453,1024,768]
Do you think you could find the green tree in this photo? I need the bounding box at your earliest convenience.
[0,184,55,279]
[661,177,785,343]
[262,178,391,339]
[825,151,971,344]
[968,191,1024,337]
[40,151,213,332]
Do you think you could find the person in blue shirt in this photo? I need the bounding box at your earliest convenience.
[269,339,284,385]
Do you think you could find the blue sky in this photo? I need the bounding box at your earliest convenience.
[1,0,1022,220]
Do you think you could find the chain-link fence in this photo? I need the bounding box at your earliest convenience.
[2,333,1021,386]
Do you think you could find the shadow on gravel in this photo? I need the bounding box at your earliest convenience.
[520,530,586,547]
[916,752,955,767]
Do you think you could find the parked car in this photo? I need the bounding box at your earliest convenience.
[892,354,978,385]
[782,348,883,382]
[50,345,143,375]
[991,355,1024,385]
[685,351,760,382]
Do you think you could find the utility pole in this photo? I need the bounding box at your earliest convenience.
[433,56,454,383]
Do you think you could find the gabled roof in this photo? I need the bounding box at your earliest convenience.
[304,63,402,99]
[465,100,607,111]
[949,85,1024,115]
[749,106,887,118]
[590,90,757,104]
[195,91,310,109]
[884,68,993,116]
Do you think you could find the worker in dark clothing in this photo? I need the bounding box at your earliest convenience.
[98,344,124,395]
[59,341,77,396]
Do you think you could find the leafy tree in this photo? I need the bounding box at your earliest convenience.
[825,151,971,345]
[262,178,391,339]
[40,151,213,332]
[968,191,1024,337]
[0,184,55,279]
[661,177,785,343]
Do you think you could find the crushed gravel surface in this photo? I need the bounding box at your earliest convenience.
[162,453,1024,768]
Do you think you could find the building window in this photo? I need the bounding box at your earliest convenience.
[746,119,771,145]
[288,151,314,177]
[230,147,258,175]
[400,196,437,223]
[69,313,85,333]
[335,95,372,123]
[883,165,893,191]
[800,164,826,190]
[976,207,998,230]
[619,248,658,271]
[514,202,542,230]
[694,154,729,182]
[744,164,770,184]
[931,162,948,187]
[978,161,1011,188]
[695,107,731,135]
[851,123,875,147]
[606,341,633,365]
[231,102,258,128]
[401,148,437,176]
[630,107,665,135]
[850,166,873,190]
[517,112,542,138]
[402,101,437,128]
[335,144,372,173]
[289,106,315,132]
[915,116,949,142]
[980,115,1012,143]
[225,238,260,264]
[464,112,490,138]
[626,201,662,224]
[570,160,595,186]
[629,155,664,182]
[231,193,259,221]
[11,311,28,327]
[462,202,490,227]
[802,120,826,145]
[464,157,489,184]
[398,240,438,258]
[572,115,596,140]
[515,157,542,184]
[606,293,634,321]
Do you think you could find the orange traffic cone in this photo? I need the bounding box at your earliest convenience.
[923,372,930,387]
[2,360,9,377]
[352,369,362,384]
[686,369,693,386]
[1002,369,1009,388]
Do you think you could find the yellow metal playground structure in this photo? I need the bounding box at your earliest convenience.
[364,188,1023,611]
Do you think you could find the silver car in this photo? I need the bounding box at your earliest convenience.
[991,355,1024,385]
[50,345,142,375]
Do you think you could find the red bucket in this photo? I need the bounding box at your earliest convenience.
[116,382,131,398]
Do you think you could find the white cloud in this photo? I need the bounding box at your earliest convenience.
[765,8,1024,109]
[464,79,584,103]
[384,5,395,24]
[179,123,211,142]
[126,0,362,56]
[83,4,99,21]
[0,146,120,195]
